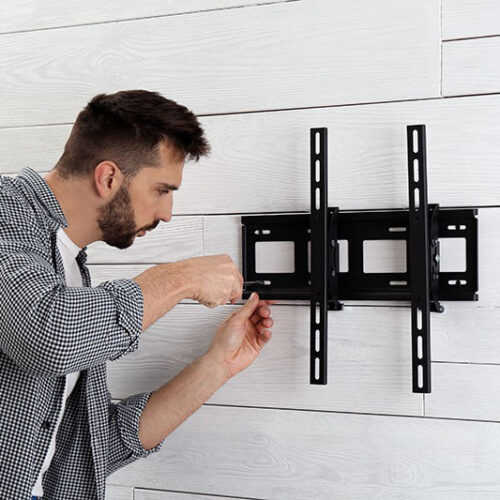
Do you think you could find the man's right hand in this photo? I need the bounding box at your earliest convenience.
[178,254,243,308]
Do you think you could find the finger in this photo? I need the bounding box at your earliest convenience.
[256,317,273,330]
[249,306,271,326]
[236,292,260,317]
[255,329,272,349]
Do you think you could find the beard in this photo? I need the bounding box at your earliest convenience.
[96,180,138,250]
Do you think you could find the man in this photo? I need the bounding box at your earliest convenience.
[0,90,276,500]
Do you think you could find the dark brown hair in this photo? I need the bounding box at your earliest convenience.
[53,89,211,181]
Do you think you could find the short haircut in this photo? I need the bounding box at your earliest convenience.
[54,89,211,181]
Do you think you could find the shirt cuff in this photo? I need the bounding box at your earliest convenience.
[116,391,166,457]
[97,278,144,357]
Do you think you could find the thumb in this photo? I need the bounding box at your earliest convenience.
[238,292,259,316]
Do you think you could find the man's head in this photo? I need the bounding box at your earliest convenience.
[48,90,210,249]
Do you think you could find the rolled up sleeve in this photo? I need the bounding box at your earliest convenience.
[0,220,145,378]
[106,391,166,477]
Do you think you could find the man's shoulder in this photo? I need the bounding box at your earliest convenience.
[0,175,48,241]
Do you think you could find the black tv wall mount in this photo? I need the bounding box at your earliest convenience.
[241,125,478,393]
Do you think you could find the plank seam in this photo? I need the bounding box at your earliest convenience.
[0,1,301,37]
[204,403,500,424]
[5,92,500,131]
[443,33,500,43]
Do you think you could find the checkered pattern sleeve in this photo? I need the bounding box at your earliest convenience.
[106,391,166,476]
[0,201,145,378]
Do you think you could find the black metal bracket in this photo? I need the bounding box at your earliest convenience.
[241,125,478,393]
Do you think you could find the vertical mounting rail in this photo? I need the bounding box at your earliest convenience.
[310,128,328,384]
[407,125,431,393]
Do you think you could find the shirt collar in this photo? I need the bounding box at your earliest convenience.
[16,166,89,260]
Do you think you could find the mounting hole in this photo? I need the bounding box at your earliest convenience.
[262,229,271,235]
[418,365,424,389]
[440,238,466,272]
[255,241,295,273]
[363,240,407,274]
[315,357,320,380]
[315,329,320,352]
[413,129,419,153]
[417,336,423,359]
[414,187,420,210]
[254,230,260,235]
[416,307,423,331]
[389,281,407,286]
[413,158,419,183]
[315,132,321,155]
[315,302,320,325]
[389,227,407,233]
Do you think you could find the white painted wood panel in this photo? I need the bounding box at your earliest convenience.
[105,303,424,416]
[443,37,500,96]
[106,405,500,498]
[103,301,500,419]
[0,0,440,127]
[135,489,243,500]
[2,95,499,210]
[0,0,298,34]
[442,0,500,40]
[88,216,204,264]
[108,304,423,415]
[104,484,133,500]
[426,363,500,421]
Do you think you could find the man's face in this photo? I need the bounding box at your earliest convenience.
[96,142,183,249]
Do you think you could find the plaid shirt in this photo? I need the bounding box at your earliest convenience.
[0,167,165,500]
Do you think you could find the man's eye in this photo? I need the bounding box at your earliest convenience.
[159,189,170,195]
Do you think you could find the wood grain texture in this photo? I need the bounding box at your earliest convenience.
[443,37,500,96]
[426,363,500,421]
[0,0,298,34]
[442,0,500,40]
[104,484,133,500]
[0,0,440,127]
[2,94,499,210]
[105,405,500,498]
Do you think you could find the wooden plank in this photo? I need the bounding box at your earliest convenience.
[87,216,204,264]
[443,37,500,96]
[426,363,500,421]
[105,405,500,498]
[0,1,298,34]
[0,0,440,127]
[135,488,244,500]
[2,95,499,210]
[104,484,133,500]
[105,302,423,416]
[442,0,500,40]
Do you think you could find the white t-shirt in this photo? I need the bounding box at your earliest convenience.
[32,227,83,496]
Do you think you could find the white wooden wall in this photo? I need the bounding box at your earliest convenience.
[1,1,499,498]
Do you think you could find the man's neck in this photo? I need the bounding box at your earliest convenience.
[43,170,98,249]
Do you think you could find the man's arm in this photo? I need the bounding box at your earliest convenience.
[132,261,192,332]
[136,293,276,451]
[132,254,245,332]
[137,350,229,450]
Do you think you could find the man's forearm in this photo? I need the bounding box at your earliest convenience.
[132,262,192,332]
[138,351,229,450]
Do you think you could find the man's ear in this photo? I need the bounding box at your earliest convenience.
[94,161,122,198]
